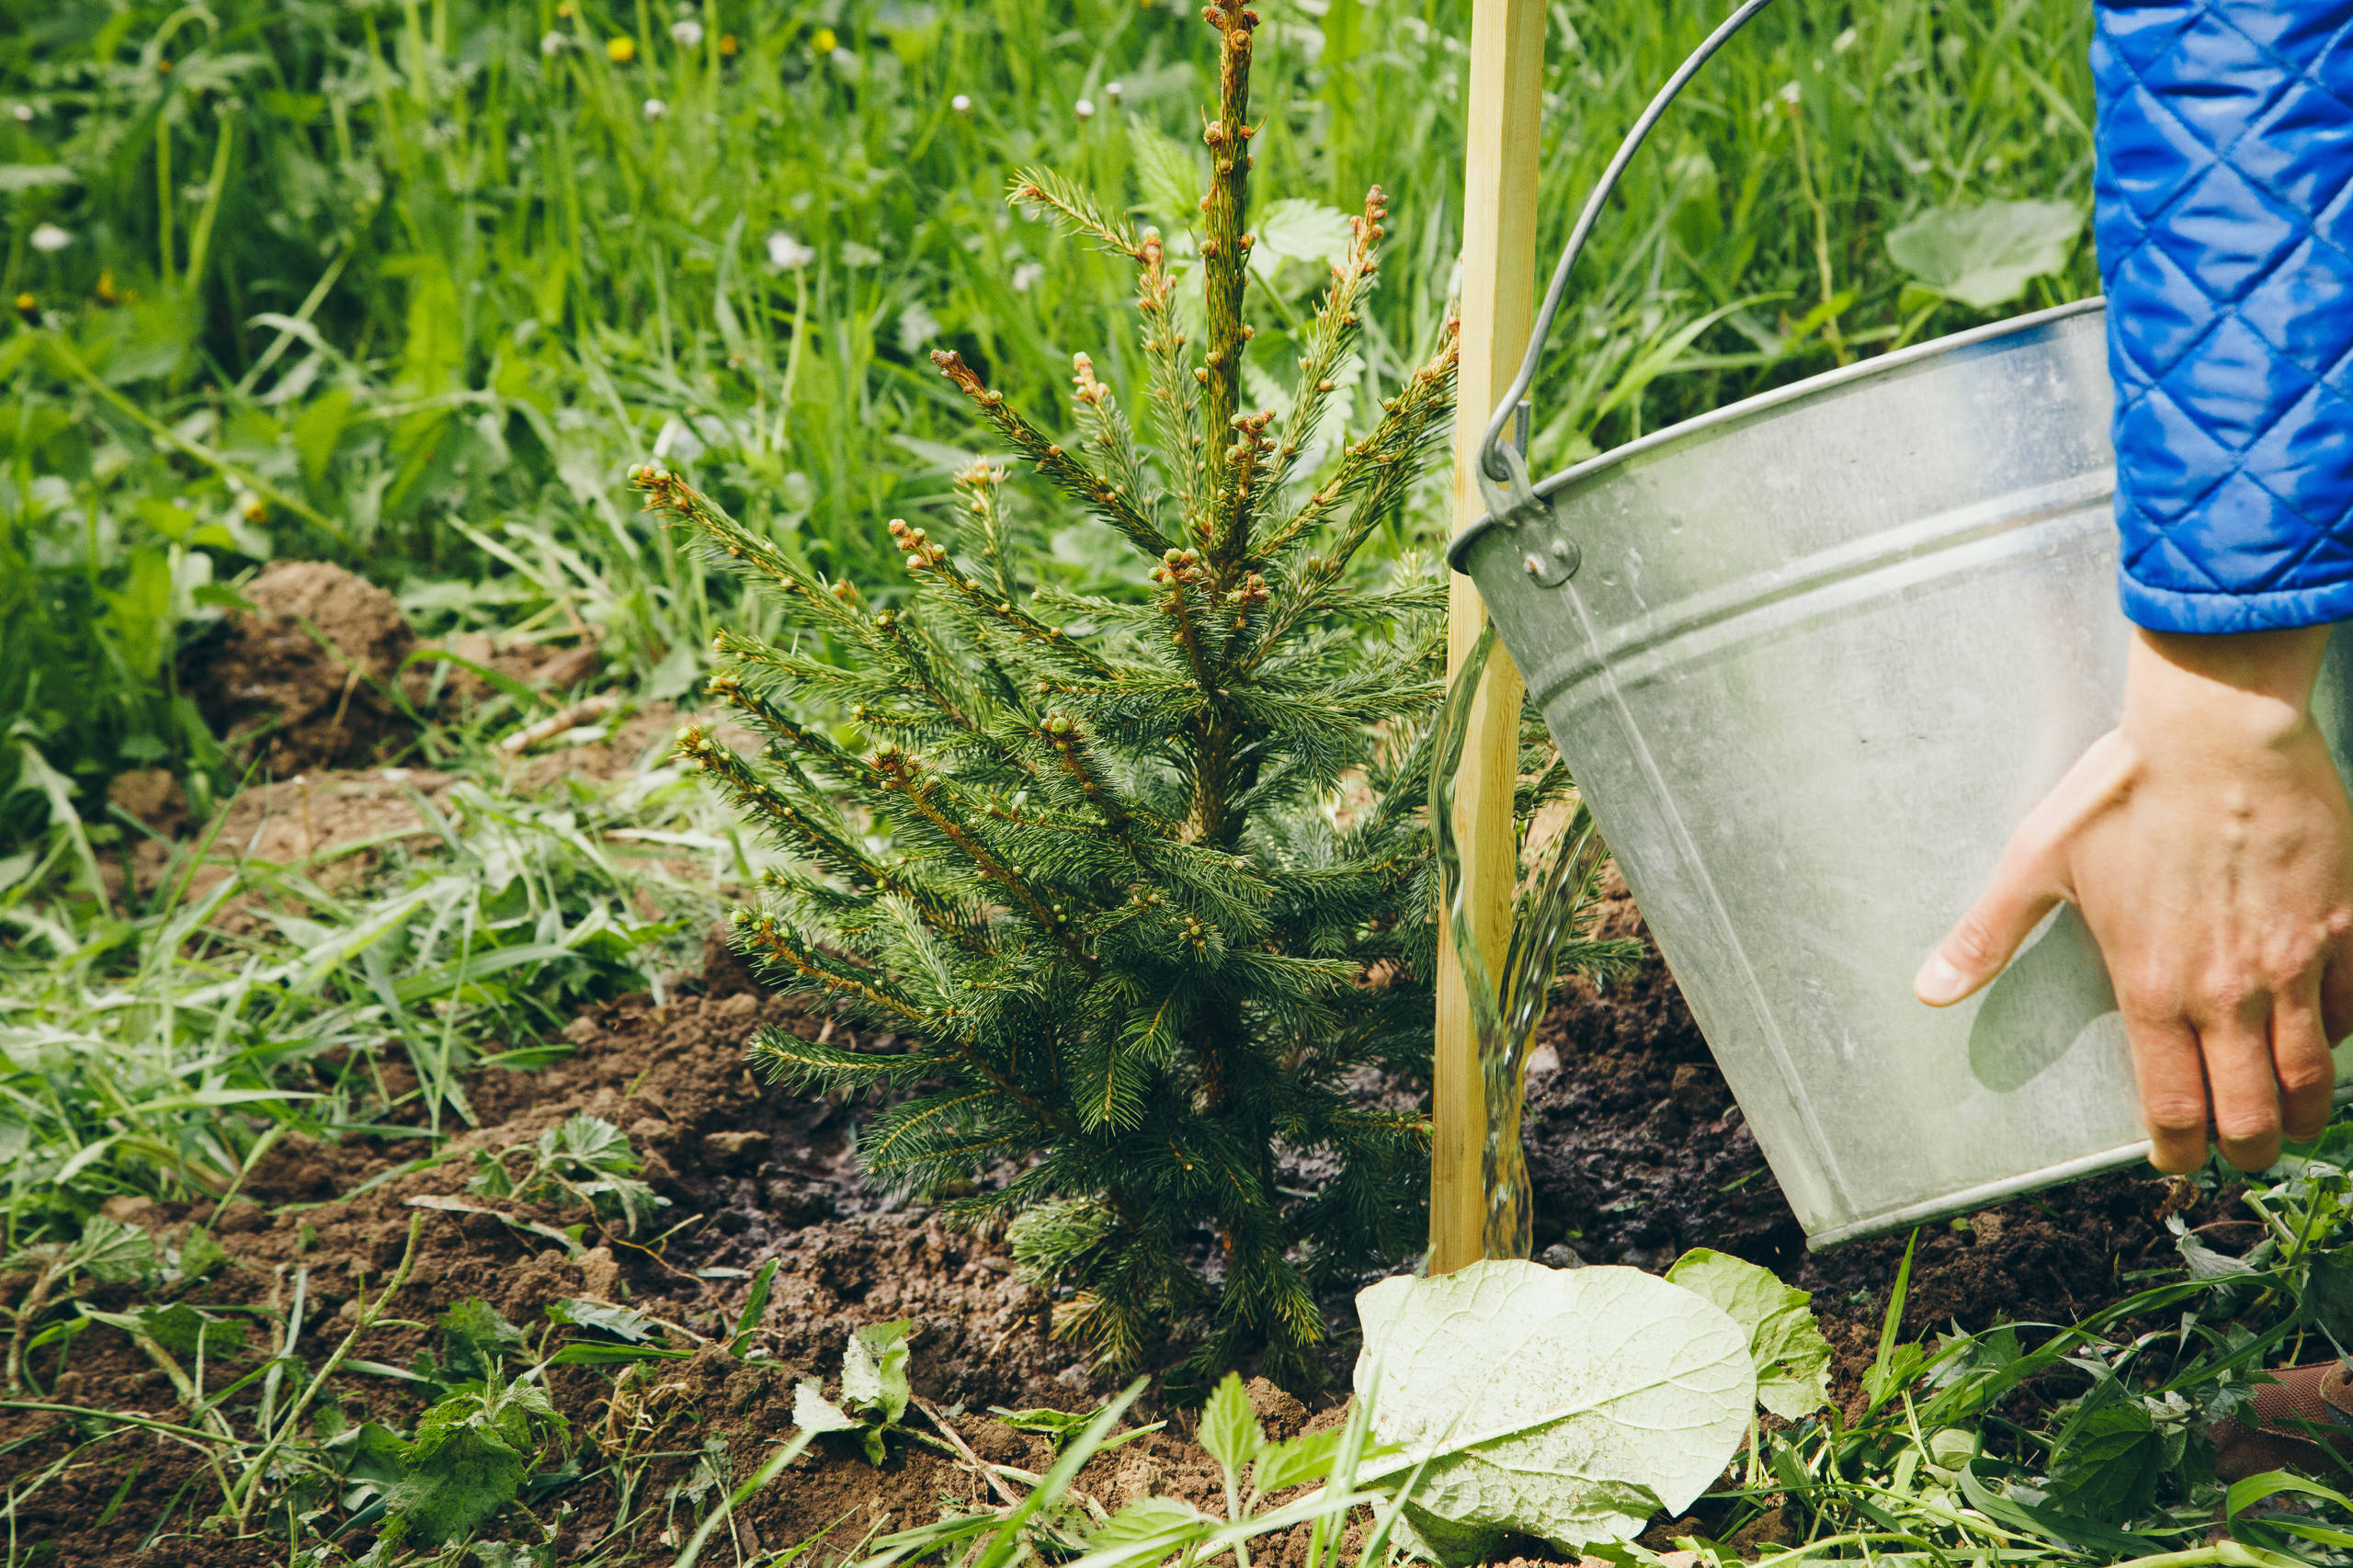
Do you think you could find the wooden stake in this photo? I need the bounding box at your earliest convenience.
[1431,0,1544,1278]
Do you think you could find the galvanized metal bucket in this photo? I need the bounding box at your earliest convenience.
[1455,301,2353,1247]
[1449,4,2353,1248]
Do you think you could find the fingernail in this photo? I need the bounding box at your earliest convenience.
[1915,954,1970,1006]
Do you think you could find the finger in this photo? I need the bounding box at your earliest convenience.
[2324,951,2353,1047]
[2202,1008,2285,1174]
[1916,851,2062,1007]
[2272,985,2336,1146]
[2124,1013,2211,1175]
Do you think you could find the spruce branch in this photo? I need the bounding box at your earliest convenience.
[1135,230,1207,536]
[1256,310,1461,566]
[891,514,1115,681]
[1070,354,1163,540]
[1199,0,1260,516]
[955,460,1019,602]
[1008,167,1143,258]
[1258,187,1389,506]
[872,746,1103,978]
[931,350,1173,558]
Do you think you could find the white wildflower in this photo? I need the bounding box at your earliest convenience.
[642,97,667,120]
[10,104,32,123]
[669,18,704,48]
[951,93,972,114]
[540,30,565,55]
[28,223,70,254]
[1074,97,1095,119]
[1105,81,1122,104]
[1011,262,1044,293]
[767,231,816,270]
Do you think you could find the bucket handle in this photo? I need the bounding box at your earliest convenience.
[1473,0,1783,540]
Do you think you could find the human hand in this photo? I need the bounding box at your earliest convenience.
[1915,624,2353,1174]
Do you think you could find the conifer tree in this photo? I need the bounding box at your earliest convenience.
[644,0,1464,1378]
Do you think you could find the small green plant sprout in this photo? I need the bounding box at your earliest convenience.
[324,1298,570,1551]
[793,1318,917,1463]
[990,1401,1165,1456]
[467,1112,666,1235]
[1,1215,152,1393]
[649,0,1461,1382]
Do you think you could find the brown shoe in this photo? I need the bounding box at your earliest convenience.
[2213,1362,2353,1483]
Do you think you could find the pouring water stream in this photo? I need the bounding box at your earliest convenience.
[1430,624,1610,1261]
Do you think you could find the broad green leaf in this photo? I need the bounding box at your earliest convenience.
[1199,1370,1264,1475]
[1129,121,1203,232]
[2042,1399,2164,1525]
[1254,199,1354,267]
[1087,1496,1214,1549]
[1253,1427,1344,1494]
[1665,1248,1832,1419]
[540,1114,636,1175]
[730,1258,779,1356]
[440,1299,527,1381]
[546,1297,658,1343]
[385,1408,529,1545]
[176,1226,230,1283]
[133,1302,247,1359]
[76,1217,153,1284]
[793,1381,862,1437]
[842,1318,914,1424]
[1885,199,2083,311]
[1354,1259,1754,1563]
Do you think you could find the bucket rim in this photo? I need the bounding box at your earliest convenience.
[1446,295,2107,573]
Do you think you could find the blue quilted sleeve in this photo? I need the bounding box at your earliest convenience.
[2094,1,2353,634]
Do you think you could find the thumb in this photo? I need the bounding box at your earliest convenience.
[1915,849,2062,1007]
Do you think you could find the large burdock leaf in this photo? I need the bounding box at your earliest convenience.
[1354,1259,1755,1563]
[1886,199,2083,311]
[1665,1248,1833,1420]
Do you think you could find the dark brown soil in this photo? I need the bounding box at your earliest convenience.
[179,561,600,774]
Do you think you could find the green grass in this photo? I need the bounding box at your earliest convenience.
[0,0,2097,846]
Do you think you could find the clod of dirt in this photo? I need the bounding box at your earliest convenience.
[105,767,459,913]
[105,768,190,836]
[183,561,433,772]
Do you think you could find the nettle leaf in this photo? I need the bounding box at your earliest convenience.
[1129,120,1203,233]
[137,1302,247,1359]
[842,1318,914,1424]
[1885,199,2084,311]
[386,1411,530,1546]
[1665,1248,1833,1420]
[77,1217,153,1284]
[1355,1259,1755,1564]
[1200,1370,1265,1474]
[1088,1496,1215,1549]
[175,1227,230,1284]
[547,1297,659,1343]
[441,1298,528,1381]
[2043,1398,2165,1524]
[1253,1427,1345,1494]
[1254,199,1354,269]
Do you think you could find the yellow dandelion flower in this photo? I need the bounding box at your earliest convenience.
[607,35,636,63]
[812,27,837,52]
